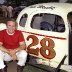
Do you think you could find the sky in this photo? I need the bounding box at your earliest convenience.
[0,0,4,4]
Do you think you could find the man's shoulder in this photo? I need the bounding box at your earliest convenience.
[15,30,22,34]
[0,29,6,35]
[0,29,6,32]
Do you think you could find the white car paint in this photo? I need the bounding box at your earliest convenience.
[16,3,72,71]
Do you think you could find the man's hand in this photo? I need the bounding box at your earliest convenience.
[8,49,16,55]
[8,49,17,61]
[11,54,17,61]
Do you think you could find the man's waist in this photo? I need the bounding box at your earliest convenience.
[3,45,19,49]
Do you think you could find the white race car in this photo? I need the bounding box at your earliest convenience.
[17,3,72,72]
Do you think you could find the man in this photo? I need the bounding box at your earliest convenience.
[1,4,7,18]
[7,5,13,18]
[0,19,27,72]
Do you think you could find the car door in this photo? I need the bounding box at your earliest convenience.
[17,11,69,68]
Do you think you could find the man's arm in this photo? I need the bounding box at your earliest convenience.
[9,41,26,60]
[15,41,26,52]
[0,42,10,54]
[0,42,17,60]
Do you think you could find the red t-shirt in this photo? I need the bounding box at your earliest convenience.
[0,29,24,49]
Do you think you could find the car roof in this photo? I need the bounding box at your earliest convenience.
[19,3,72,15]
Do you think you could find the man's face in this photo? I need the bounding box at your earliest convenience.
[7,21,16,34]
